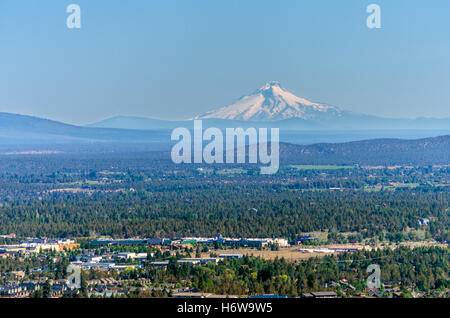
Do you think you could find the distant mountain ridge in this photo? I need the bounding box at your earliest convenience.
[0,111,449,166]
[1,110,448,145]
[89,81,450,131]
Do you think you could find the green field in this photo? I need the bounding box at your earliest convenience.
[364,183,420,192]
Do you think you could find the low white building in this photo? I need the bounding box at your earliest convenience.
[267,238,289,247]
[116,252,148,260]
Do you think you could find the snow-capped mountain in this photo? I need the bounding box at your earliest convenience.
[85,81,450,132]
[195,81,344,121]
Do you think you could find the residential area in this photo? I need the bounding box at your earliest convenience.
[1,234,448,298]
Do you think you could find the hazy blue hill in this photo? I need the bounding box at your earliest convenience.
[86,116,184,130]
[0,112,169,144]
[280,135,450,165]
[0,112,78,131]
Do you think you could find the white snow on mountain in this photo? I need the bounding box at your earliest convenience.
[195,81,344,121]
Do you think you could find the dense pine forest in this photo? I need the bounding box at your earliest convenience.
[0,146,448,241]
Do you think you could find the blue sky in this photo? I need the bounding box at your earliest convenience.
[0,0,449,124]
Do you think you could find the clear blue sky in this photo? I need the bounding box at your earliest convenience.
[0,0,449,124]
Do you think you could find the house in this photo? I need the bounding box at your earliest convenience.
[172,292,211,298]
[88,289,126,298]
[87,278,118,288]
[327,281,341,288]
[0,283,35,297]
[367,289,383,298]
[249,294,288,298]
[51,282,68,297]
[309,291,338,298]
[8,271,26,279]
[393,291,403,298]
[21,282,41,294]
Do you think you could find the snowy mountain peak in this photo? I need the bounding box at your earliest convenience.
[258,81,282,91]
[195,82,343,122]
